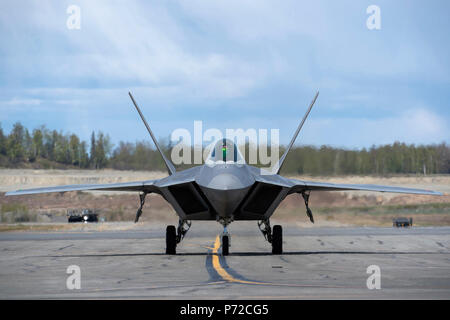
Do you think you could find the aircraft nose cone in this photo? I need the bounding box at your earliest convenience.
[195,165,255,218]
[196,164,254,191]
[200,186,250,218]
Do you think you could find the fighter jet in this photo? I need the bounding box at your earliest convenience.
[6,92,442,255]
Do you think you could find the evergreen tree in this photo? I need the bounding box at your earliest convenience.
[0,123,6,155]
[1,122,449,174]
[32,128,44,159]
[69,134,80,166]
[95,132,107,169]
[90,131,96,168]
[79,141,90,168]
[7,122,26,163]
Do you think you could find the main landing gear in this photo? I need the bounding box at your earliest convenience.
[166,219,191,254]
[258,219,283,254]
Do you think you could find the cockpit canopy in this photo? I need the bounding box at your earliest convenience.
[206,139,244,164]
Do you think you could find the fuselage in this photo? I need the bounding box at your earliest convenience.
[196,164,255,219]
[154,161,292,222]
[154,139,292,222]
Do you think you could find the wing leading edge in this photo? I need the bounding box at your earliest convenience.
[288,178,443,196]
[5,180,159,196]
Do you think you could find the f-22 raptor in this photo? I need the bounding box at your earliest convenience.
[6,92,442,255]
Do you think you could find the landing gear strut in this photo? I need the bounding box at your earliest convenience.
[176,219,191,243]
[166,219,191,254]
[258,219,272,243]
[258,219,283,254]
[218,218,232,256]
[134,192,147,223]
[222,226,230,256]
[301,191,314,223]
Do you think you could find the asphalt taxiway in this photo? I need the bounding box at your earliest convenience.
[0,223,449,299]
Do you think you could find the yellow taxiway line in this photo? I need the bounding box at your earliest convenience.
[210,235,352,289]
[211,235,266,285]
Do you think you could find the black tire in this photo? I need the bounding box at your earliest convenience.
[166,225,177,254]
[222,235,229,256]
[272,225,283,254]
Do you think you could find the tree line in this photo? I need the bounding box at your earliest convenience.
[0,122,449,175]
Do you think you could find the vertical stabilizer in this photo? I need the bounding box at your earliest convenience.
[128,92,176,175]
[276,91,319,174]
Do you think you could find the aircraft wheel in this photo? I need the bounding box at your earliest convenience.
[272,225,283,254]
[166,225,177,254]
[222,235,230,256]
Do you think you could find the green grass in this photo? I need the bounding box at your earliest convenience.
[0,224,75,232]
[275,202,450,226]
[315,202,450,216]
[1,203,28,214]
[0,203,37,223]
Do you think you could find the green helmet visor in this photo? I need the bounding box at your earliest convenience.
[222,146,227,161]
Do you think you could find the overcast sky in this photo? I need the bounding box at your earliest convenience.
[0,0,449,148]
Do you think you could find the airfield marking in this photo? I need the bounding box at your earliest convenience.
[210,235,367,289]
[211,235,266,285]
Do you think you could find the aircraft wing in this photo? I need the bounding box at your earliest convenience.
[5,180,160,196]
[288,178,443,196]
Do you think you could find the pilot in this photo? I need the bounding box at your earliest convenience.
[222,143,227,161]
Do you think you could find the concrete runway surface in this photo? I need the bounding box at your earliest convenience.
[0,222,449,299]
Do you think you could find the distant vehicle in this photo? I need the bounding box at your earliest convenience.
[67,209,98,223]
[393,217,413,228]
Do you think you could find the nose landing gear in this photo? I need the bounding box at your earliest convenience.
[218,217,232,256]
[221,226,230,256]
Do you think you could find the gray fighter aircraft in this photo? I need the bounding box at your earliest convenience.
[6,92,442,255]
